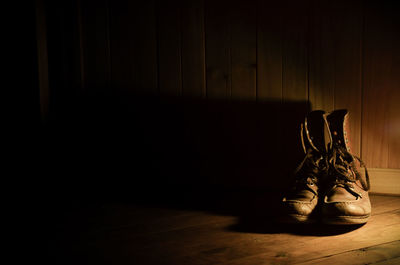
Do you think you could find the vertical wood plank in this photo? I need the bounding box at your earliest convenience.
[44,0,84,115]
[77,0,85,92]
[69,1,85,97]
[282,0,309,102]
[158,0,182,96]
[256,0,283,101]
[108,0,135,93]
[205,0,231,99]
[109,0,158,95]
[181,0,206,97]
[363,24,390,168]
[134,1,158,95]
[308,0,335,111]
[333,0,363,157]
[386,3,400,169]
[361,1,399,168]
[36,0,49,121]
[81,0,110,96]
[388,74,400,169]
[388,52,400,168]
[230,0,257,100]
[281,0,310,168]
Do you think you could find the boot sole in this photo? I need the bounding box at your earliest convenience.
[322,214,370,225]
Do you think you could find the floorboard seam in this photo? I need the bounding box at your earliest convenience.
[293,240,400,264]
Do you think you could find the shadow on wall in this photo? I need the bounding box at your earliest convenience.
[42,95,310,203]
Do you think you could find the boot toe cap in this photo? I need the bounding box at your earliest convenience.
[322,193,372,225]
[282,198,317,216]
[322,200,371,217]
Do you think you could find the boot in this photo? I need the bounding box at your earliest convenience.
[281,110,330,223]
[322,109,371,225]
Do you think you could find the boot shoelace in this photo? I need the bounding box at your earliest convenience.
[329,146,370,198]
[292,149,328,194]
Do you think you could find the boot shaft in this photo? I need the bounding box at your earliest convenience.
[326,109,351,153]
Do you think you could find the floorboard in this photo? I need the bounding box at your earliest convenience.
[47,194,400,264]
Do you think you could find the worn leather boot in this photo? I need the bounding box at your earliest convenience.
[322,109,371,225]
[281,110,330,223]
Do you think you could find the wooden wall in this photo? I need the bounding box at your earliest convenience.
[36,0,399,175]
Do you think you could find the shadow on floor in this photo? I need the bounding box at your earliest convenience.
[113,188,366,236]
[40,96,364,239]
[201,190,365,236]
[226,209,366,236]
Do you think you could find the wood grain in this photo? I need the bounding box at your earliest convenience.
[256,0,283,101]
[108,0,158,94]
[36,0,50,121]
[332,0,363,157]
[181,0,206,97]
[296,241,400,265]
[169,212,400,264]
[361,1,395,168]
[133,1,158,95]
[230,0,257,100]
[205,0,231,99]
[308,0,335,111]
[282,0,309,102]
[48,195,400,265]
[158,0,182,96]
[373,256,400,265]
[367,168,400,195]
[108,0,135,92]
[308,0,363,155]
[308,0,363,157]
[81,0,110,95]
[387,5,400,169]
[39,0,400,191]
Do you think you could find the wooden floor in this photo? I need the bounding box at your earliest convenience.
[47,193,400,265]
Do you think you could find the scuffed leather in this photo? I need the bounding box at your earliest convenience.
[322,180,371,217]
[282,187,318,216]
[282,197,318,216]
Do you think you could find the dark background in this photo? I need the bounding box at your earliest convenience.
[24,2,400,264]
[30,0,399,206]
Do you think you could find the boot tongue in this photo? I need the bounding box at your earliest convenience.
[327,109,349,150]
[305,111,330,153]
